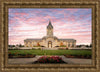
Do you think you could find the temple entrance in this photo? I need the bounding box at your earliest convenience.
[48,41,52,48]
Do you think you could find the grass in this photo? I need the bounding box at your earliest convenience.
[8,50,92,56]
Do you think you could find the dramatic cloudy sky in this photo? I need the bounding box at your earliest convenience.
[8,8,92,45]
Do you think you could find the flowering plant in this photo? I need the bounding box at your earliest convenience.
[8,52,36,58]
[64,54,91,59]
[37,56,65,63]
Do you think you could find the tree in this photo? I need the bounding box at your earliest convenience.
[8,45,11,47]
[86,45,89,47]
[90,43,92,47]
[19,44,22,47]
[12,45,15,47]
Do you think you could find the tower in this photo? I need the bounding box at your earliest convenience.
[47,20,53,37]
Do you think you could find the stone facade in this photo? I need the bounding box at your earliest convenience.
[24,21,76,48]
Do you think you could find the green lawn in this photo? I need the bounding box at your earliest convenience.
[8,50,92,56]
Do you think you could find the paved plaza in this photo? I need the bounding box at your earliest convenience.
[8,56,92,64]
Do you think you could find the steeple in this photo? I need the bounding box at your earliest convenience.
[47,20,53,36]
[47,20,53,29]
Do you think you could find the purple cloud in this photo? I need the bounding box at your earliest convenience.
[9,8,92,45]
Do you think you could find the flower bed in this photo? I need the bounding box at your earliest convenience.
[8,52,36,58]
[64,54,91,59]
[34,56,66,63]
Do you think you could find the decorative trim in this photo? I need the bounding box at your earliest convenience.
[0,0,99,72]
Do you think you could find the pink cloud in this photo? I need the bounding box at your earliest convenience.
[9,9,91,45]
[9,20,15,24]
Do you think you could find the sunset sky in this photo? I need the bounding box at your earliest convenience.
[8,8,92,45]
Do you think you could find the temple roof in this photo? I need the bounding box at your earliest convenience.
[59,39,75,40]
[24,38,42,42]
[42,36,58,40]
[47,20,53,29]
[59,39,76,42]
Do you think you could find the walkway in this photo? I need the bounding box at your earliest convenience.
[8,56,92,64]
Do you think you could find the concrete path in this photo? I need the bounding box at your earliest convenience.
[8,56,40,64]
[61,56,92,64]
[8,56,92,64]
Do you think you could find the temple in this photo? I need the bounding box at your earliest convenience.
[24,21,76,48]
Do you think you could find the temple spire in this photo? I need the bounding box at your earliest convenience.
[47,20,53,29]
[49,19,51,24]
[47,20,53,36]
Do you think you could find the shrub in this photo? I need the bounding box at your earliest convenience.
[41,46,45,47]
[66,47,69,50]
[8,51,36,58]
[33,46,41,47]
[32,48,36,50]
[36,56,65,63]
[64,54,91,59]
[55,46,59,47]
[38,48,41,50]
[60,45,66,47]
[58,48,66,50]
